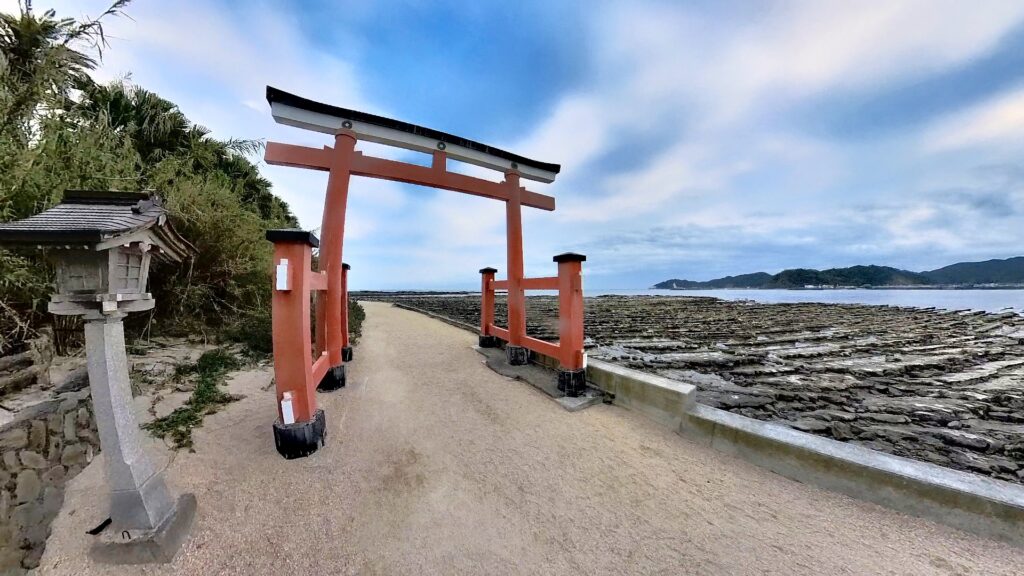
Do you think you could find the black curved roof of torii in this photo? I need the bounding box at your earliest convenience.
[266,86,561,176]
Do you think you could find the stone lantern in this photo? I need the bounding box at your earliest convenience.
[0,190,196,563]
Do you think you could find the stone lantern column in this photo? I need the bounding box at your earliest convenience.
[83,310,194,560]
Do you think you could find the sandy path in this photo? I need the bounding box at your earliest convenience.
[39,302,1024,575]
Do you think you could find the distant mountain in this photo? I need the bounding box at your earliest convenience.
[771,265,930,288]
[652,257,1024,289]
[922,257,1024,285]
[656,272,773,289]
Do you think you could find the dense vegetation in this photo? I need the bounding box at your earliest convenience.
[0,1,297,354]
[654,257,1024,289]
[658,272,773,289]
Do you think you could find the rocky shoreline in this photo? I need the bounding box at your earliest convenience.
[358,292,1024,484]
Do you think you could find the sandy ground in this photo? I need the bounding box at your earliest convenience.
[38,302,1024,575]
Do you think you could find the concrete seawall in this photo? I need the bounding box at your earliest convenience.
[682,403,1024,547]
[384,300,1024,547]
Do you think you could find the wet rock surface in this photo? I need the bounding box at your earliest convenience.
[360,292,1024,483]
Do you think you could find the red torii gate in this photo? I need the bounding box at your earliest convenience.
[262,87,586,459]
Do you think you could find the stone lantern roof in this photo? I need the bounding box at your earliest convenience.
[0,190,194,262]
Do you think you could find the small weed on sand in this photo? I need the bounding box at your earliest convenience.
[144,348,243,450]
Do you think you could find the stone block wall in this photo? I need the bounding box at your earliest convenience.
[0,387,99,573]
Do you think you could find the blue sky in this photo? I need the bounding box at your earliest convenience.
[12,1,1024,289]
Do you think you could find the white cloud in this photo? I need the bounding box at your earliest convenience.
[511,94,610,178]
[562,141,721,222]
[723,2,1020,97]
[595,0,1024,126]
[87,1,368,112]
[925,87,1024,151]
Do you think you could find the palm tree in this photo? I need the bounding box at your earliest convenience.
[75,80,192,163]
[0,0,131,142]
[72,80,296,224]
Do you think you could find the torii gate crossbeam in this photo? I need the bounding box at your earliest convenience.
[262,87,586,459]
[264,144,556,211]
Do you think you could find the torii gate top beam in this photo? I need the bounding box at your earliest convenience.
[264,143,556,211]
[266,86,561,184]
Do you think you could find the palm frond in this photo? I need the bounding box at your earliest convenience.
[63,0,133,58]
[221,138,264,156]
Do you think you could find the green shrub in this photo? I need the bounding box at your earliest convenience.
[226,300,366,358]
[349,300,365,344]
[225,309,273,357]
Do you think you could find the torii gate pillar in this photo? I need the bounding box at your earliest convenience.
[504,171,529,365]
[316,133,357,391]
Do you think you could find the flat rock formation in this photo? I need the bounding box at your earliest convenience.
[361,293,1024,484]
